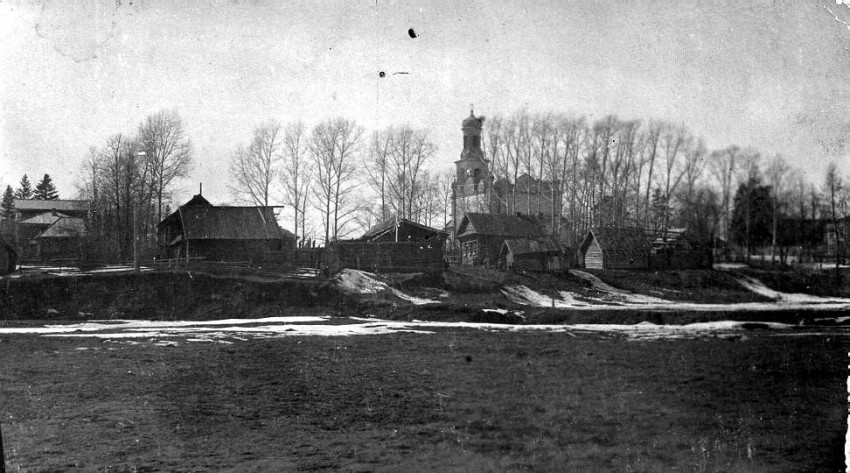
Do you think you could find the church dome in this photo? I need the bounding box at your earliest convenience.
[462,111,482,129]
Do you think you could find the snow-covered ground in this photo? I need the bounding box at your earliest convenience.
[501,269,850,312]
[0,316,840,345]
[332,269,438,305]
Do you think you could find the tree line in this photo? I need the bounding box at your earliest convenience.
[478,110,848,262]
[1,174,60,219]
[76,109,192,261]
[228,118,450,246]
[55,106,847,263]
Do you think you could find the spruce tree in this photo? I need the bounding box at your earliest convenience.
[34,174,59,200]
[1,185,14,219]
[15,174,32,200]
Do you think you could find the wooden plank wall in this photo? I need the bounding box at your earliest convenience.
[328,241,445,273]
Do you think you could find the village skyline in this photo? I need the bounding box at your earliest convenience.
[2,0,850,213]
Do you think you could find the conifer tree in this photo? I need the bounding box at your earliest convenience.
[34,174,59,200]
[15,174,32,200]
[1,185,14,219]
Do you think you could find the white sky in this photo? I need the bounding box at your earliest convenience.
[1,0,849,212]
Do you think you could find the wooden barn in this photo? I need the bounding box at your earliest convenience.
[579,227,651,270]
[157,194,295,262]
[456,213,546,266]
[358,219,447,243]
[499,236,563,272]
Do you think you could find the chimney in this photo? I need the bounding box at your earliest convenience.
[199,183,203,196]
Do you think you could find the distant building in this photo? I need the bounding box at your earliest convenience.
[579,227,651,270]
[450,110,563,242]
[455,212,547,266]
[357,218,447,243]
[9,200,89,261]
[157,194,294,262]
[12,199,89,221]
[499,236,563,272]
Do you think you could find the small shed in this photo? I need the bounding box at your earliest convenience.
[33,217,86,259]
[499,237,562,272]
[580,227,650,270]
[358,218,447,243]
[157,194,294,262]
[456,213,546,266]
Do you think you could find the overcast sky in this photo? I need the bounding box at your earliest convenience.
[1,0,849,208]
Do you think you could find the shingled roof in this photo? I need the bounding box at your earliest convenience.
[13,199,88,213]
[35,217,85,238]
[457,213,546,238]
[19,211,70,225]
[501,237,561,256]
[358,218,446,241]
[178,206,283,240]
[580,227,651,255]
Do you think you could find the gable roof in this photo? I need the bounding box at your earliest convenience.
[36,217,85,238]
[178,206,283,240]
[19,211,70,225]
[458,213,545,238]
[501,237,561,257]
[580,227,651,255]
[13,199,89,213]
[359,218,446,241]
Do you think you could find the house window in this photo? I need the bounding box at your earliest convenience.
[462,240,478,261]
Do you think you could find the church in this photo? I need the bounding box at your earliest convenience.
[450,110,567,264]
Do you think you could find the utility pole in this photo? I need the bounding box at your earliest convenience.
[133,202,139,272]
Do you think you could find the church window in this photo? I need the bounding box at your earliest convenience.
[472,135,480,148]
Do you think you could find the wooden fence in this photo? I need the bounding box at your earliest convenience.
[326,240,445,274]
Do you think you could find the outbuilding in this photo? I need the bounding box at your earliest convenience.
[456,213,547,266]
[499,237,563,272]
[157,194,294,262]
[357,218,447,243]
[579,227,650,270]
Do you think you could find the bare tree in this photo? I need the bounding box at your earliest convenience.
[138,109,193,224]
[281,121,310,244]
[365,129,393,224]
[641,121,663,230]
[229,121,282,207]
[825,162,846,274]
[657,123,689,235]
[765,155,791,263]
[308,118,364,244]
[387,125,436,221]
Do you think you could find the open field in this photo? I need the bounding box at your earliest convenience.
[0,266,848,471]
[0,325,846,472]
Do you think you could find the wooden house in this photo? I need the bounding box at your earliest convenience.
[12,199,89,221]
[499,236,563,272]
[157,194,295,262]
[579,227,650,270]
[456,213,546,266]
[32,216,85,260]
[358,218,447,243]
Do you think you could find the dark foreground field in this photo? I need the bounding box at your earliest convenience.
[0,329,846,472]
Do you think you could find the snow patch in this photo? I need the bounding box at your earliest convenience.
[570,270,671,304]
[736,276,850,304]
[332,269,438,305]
